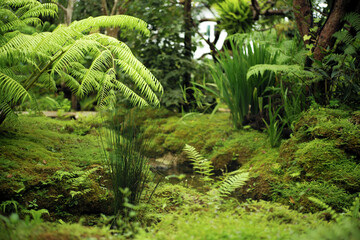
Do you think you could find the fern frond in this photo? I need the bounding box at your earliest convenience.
[308,196,338,219]
[77,49,113,97]
[247,64,315,80]
[70,15,150,37]
[346,193,360,219]
[112,80,149,108]
[344,12,360,32]
[51,39,101,77]
[0,71,30,104]
[115,59,160,106]
[183,144,214,183]
[217,172,249,197]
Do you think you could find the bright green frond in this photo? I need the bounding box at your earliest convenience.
[247,64,315,79]
[20,3,57,19]
[115,59,160,106]
[217,172,249,197]
[77,50,114,97]
[33,26,80,54]
[183,144,214,183]
[0,9,18,22]
[0,71,30,104]
[52,39,102,76]
[0,19,26,33]
[112,80,149,108]
[110,43,163,93]
[70,15,150,37]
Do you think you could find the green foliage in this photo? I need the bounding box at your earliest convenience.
[0,213,116,240]
[0,200,20,213]
[120,0,199,109]
[263,100,284,148]
[101,111,149,216]
[183,144,214,183]
[217,171,249,197]
[297,218,360,240]
[271,181,354,213]
[308,12,360,106]
[137,200,324,240]
[183,144,249,198]
[22,209,49,224]
[247,64,315,81]
[0,0,163,124]
[52,168,98,199]
[210,36,277,129]
[213,0,253,34]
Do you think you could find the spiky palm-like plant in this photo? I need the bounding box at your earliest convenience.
[0,0,163,124]
[213,0,253,34]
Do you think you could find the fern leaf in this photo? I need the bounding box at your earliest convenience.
[0,71,30,103]
[70,15,150,37]
[247,64,315,80]
[217,172,249,197]
[183,144,214,182]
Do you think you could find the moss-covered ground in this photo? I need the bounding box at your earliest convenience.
[0,107,359,239]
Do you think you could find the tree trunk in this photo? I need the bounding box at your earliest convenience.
[313,0,352,61]
[101,0,128,38]
[183,0,194,109]
[292,0,356,104]
[0,111,7,125]
[292,0,313,46]
[65,0,75,25]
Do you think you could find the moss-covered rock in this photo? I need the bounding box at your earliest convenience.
[271,181,354,213]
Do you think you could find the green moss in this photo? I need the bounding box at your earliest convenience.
[142,113,233,159]
[293,139,360,191]
[137,200,325,240]
[0,115,105,209]
[271,181,354,213]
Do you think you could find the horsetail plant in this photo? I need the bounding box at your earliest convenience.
[100,111,150,217]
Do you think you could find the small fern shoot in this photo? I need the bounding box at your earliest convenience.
[308,196,338,220]
[183,144,214,183]
[217,171,249,197]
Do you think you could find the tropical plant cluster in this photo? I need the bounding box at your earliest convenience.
[0,0,360,239]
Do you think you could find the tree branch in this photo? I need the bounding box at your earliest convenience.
[313,0,351,60]
[199,18,217,23]
[293,0,313,46]
[101,0,109,16]
[110,0,119,16]
[55,2,66,12]
[251,0,261,20]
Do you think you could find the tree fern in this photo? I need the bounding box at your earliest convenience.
[183,144,214,183]
[247,64,315,80]
[0,0,163,124]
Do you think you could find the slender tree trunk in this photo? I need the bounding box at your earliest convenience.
[292,0,355,104]
[101,0,129,38]
[183,0,194,109]
[0,111,7,125]
[313,0,352,61]
[57,0,78,110]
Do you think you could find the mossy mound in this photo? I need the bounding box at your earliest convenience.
[0,114,112,218]
[293,108,360,156]
[141,112,272,172]
[274,108,360,212]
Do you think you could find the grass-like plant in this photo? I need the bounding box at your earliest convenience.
[101,111,149,216]
[210,37,277,129]
[263,99,284,148]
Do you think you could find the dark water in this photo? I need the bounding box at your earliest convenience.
[149,161,206,189]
